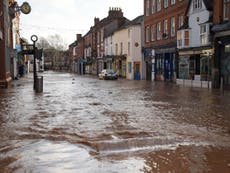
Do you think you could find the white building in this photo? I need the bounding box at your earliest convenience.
[177,0,213,88]
[113,15,145,80]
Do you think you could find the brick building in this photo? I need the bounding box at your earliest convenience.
[0,0,14,87]
[93,8,129,75]
[212,0,230,89]
[72,34,85,74]
[144,0,188,81]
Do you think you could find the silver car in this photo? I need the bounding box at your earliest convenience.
[98,69,118,80]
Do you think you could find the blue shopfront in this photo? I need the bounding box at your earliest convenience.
[155,47,176,82]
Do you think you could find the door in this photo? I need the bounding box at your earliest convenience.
[146,61,152,81]
[134,62,141,80]
[164,53,173,81]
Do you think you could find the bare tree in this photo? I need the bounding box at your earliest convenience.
[37,37,51,49]
[47,34,68,50]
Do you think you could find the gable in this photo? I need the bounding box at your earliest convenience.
[186,0,213,16]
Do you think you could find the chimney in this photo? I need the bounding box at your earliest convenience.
[94,17,100,25]
[76,34,82,41]
[108,7,123,19]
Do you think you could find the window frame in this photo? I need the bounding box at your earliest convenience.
[171,0,176,5]
[170,17,175,37]
[145,26,150,43]
[146,0,150,16]
[163,19,168,39]
[150,25,155,41]
[157,22,161,40]
[151,0,155,14]
[164,0,169,8]
[157,0,161,12]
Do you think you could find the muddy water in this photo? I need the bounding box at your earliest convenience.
[0,71,230,173]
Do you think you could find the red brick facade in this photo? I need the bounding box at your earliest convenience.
[144,0,187,47]
[144,0,188,81]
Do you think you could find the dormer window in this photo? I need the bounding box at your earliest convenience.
[193,0,202,11]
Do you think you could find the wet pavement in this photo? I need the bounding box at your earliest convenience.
[0,71,230,173]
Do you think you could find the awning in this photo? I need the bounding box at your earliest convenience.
[212,22,230,32]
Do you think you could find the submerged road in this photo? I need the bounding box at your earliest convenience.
[0,71,230,173]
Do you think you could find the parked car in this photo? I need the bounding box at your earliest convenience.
[98,69,118,80]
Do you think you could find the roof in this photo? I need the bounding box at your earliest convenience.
[116,15,144,32]
[185,0,213,15]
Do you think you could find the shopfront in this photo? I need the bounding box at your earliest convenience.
[177,48,212,88]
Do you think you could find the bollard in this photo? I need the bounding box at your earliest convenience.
[220,76,224,94]
[36,76,43,93]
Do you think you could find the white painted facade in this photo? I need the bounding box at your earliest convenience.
[113,24,143,80]
[178,0,212,49]
[104,35,113,57]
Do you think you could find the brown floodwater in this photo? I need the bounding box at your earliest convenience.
[0,71,230,173]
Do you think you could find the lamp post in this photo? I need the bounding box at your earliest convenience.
[31,35,38,90]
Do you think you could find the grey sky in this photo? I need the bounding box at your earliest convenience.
[18,0,143,46]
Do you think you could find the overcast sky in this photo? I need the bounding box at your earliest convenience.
[17,0,143,47]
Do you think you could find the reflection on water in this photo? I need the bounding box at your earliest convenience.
[0,72,230,172]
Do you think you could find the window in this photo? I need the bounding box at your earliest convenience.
[146,0,150,16]
[200,25,207,45]
[223,0,229,20]
[193,0,202,11]
[157,22,161,40]
[128,29,131,38]
[164,0,168,8]
[151,0,155,14]
[128,42,130,55]
[101,30,103,42]
[115,43,118,55]
[145,26,150,42]
[157,0,161,11]
[178,14,184,28]
[97,32,100,44]
[177,31,182,47]
[184,30,190,46]
[225,45,230,53]
[120,42,123,55]
[171,0,176,5]
[150,25,155,41]
[128,62,132,73]
[163,19,168,39]
[170,17,175,37]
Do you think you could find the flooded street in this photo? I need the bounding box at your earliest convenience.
[0,71,230,173]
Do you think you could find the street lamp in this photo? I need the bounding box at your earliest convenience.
[31,35,38,90]
[9,1,31,16]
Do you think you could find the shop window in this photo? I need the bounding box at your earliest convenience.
[225,45,230,53]
[128,62,132,73]
[201,56,211,81]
